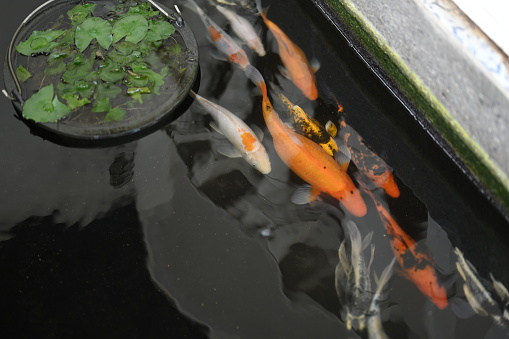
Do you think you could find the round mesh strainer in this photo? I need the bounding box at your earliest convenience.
[3,0,199,146]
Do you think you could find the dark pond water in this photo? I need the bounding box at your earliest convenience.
[1,0,509,338]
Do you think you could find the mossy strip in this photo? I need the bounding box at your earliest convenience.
[325,0,509,214]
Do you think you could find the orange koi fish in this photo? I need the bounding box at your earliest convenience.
[275,92,338,156]
[245,65,366,217]
[255,0,319,100]
[367,191,448,309]
[187,0,251,69]
[337,120,400,198]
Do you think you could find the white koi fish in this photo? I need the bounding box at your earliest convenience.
[335,220,375,330]
[189,90,271,174]
[213,4,266,56]
[186,0,251,69]
[366,258,395,339]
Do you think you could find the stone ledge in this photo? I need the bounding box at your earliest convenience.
[317,0,509,215]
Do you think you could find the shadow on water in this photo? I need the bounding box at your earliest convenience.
[1,0,509,338]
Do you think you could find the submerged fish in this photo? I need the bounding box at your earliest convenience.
[454,247,509,325]
[213,3,266,56]
[186,0,251,69]
[245,65,367,217]
[366,259,395,339]
[367,190,448,309]
[335,220,375,330]
[274,91,338,156]
[255,0,319,100]
[338,120,400,198]
[189,90,271,174]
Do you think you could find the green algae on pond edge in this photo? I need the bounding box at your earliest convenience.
[16,0,181,124]
[323,0,509,216]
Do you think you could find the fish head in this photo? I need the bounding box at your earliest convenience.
[246,148,272,174]
[336,187,367,217]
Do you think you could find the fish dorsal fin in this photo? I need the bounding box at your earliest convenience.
[250,124,264,141]
[335,143,351,171]
[216,142,242,158]
[209,121,224,135]
[310,57,320,73]
[290,184,318,204]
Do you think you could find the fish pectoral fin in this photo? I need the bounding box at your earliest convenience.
[450,296,478,319]
[310,57,321,73]
[216,142,243,158]
[277,65,291,79]
[209,49,229,62]
[334,143,351,171]
[290,184,319,204]
[250,124,264,141]
[325,120,338,137]
[209,121,224,135]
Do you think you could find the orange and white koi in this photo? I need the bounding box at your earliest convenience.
[337,120,400,198]
[367,190,448,309]
[255,0,319,100]
[275,92,338,156]
[190,90,271,174]
[186,0,251,69]
[245,65,366,217]
[213,4,266,56]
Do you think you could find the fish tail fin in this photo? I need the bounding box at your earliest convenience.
[255,0,269,18]
[245,65,267,97]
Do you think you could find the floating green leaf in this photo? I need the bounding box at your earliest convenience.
[16,66,32,82]
[75,17,113,52]
[61,53,94,83]
[144,21,175,42]
[126,2,160,19]
[99,58,125,82]
[104,106,126,121]
[62,93,91,109]
[16,29,66,55]
[112,14,148,44]
[92,97,111,112]
[45,58,67,75]
[22,84,70,122]
[68,3,97,25]
[96,83,122,101]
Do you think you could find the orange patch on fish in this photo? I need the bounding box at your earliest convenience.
[208,26,222,42]
[369,193,448,309]
[240,131,257,152]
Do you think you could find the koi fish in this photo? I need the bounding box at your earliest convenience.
[335,220,375,330]
[189,90,271,174]
[213,3,266,56]
[255,0,319,100]
[186,0,251,69]
[366,258,396,339]
[338,120,400,198]
[366,190,448,309]
[454,247,508,324]
[274,91,338,156]
[244,65,366,217]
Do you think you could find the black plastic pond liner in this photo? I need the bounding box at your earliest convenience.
[1,0,509,338]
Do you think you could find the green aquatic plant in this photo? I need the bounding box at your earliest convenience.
[16,0,180,123]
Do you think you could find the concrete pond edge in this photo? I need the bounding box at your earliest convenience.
[315,0,509,217]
